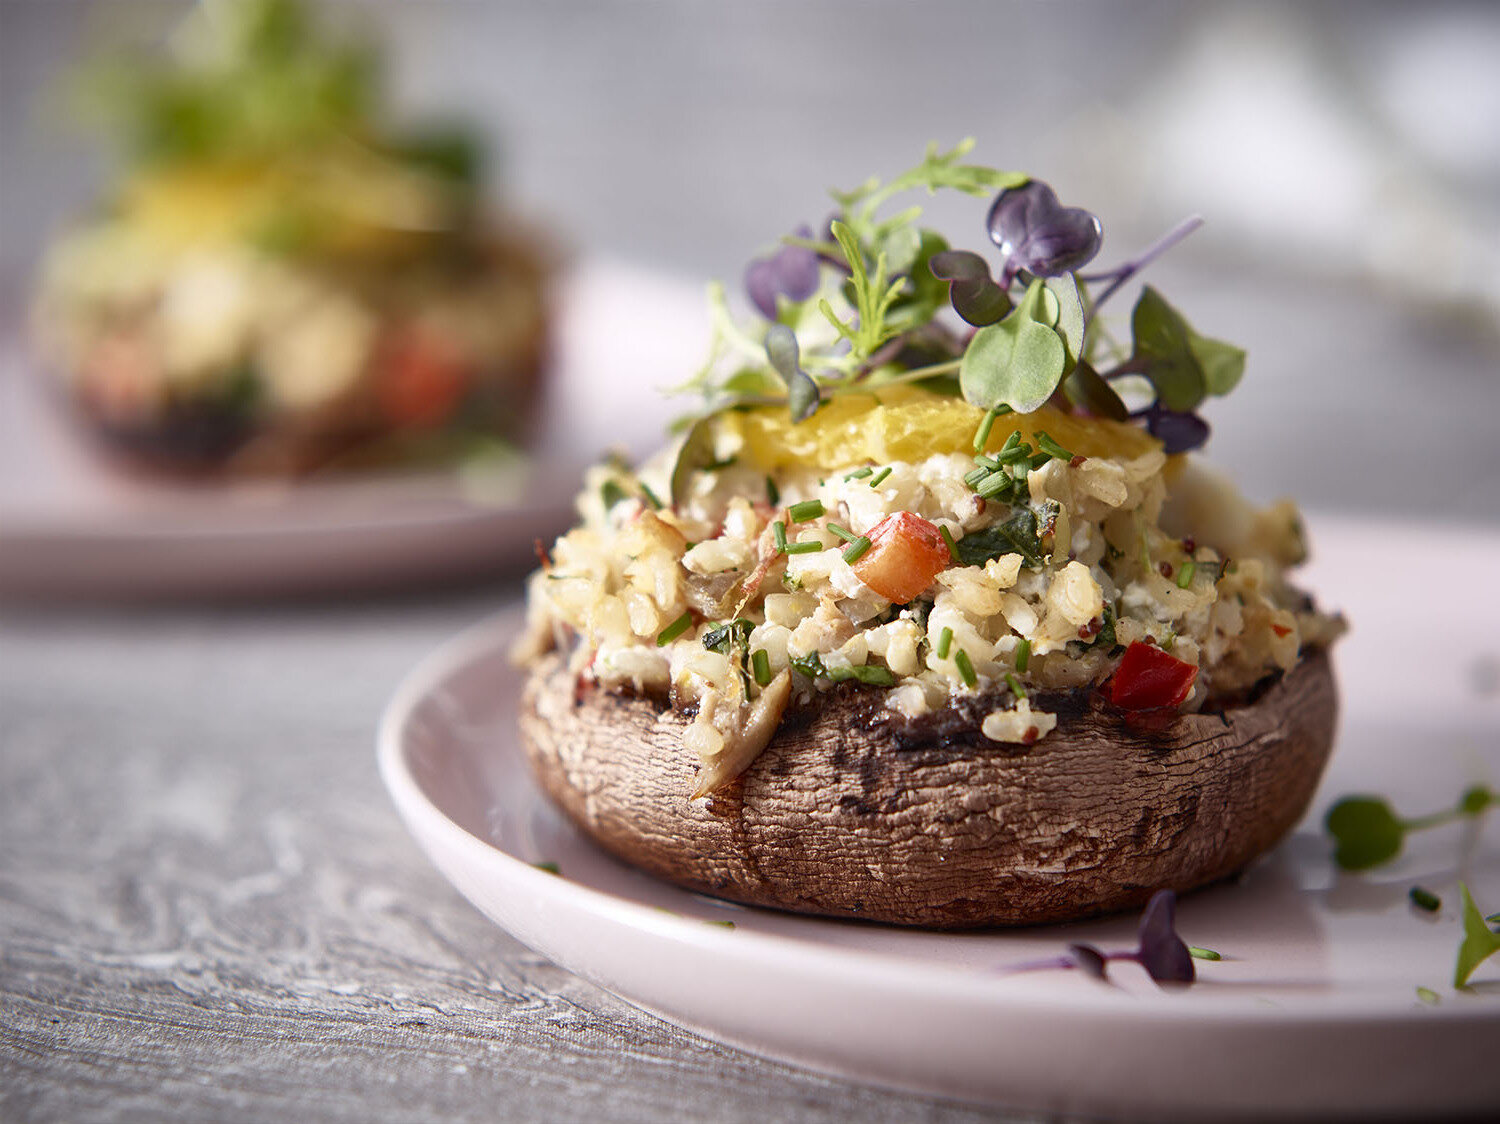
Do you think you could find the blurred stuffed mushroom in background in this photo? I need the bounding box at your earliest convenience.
[30,0,550,476]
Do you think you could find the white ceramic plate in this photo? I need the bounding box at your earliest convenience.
[379,515,1500,1119]
[0,260,702,598]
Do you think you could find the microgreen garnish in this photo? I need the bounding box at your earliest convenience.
[1014,638,1031,672]
[1008,891,1200,987]
[787,499,825,522]
[532,861,561,875]
[751,649,772,687]
[841,536,872,564]
[936,626,954,660]
[954,648,978,687]
[1454,883,1500,988]
[675,140,1241,458]
[656,612,692,647]
[1176,560,1197,589]
[1324,785,1494,871]
[1409,886,1442,913]
[868,466,893,489]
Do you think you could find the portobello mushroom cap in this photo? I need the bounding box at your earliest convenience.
[519,647,1337,928]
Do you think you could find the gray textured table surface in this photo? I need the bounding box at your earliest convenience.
[0,589,1052,1123]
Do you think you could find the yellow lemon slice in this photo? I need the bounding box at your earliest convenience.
[723,384,1158,471]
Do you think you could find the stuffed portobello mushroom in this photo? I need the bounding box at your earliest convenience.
[515,142,1344,928]
[31,0,548,476]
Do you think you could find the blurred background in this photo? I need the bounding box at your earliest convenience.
[2,0,1498,533]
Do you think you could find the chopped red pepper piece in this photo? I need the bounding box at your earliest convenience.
[1108,641,1199,710]
[853,512,952,604]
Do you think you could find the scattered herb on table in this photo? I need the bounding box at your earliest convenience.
[1324,785,1494,871]
[1006,891,1200,986]
[1409,886,1442,913]
[1454,883,1500,988]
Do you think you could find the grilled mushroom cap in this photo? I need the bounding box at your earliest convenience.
[519,649,1337,928]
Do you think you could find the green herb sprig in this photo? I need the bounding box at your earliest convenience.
[1324,785,1494,871]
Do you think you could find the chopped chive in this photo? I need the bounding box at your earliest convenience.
[751,649,771,687]
[772,520,787,551]
[972,453,1001,471]
[868,466,893,489]
[788,499,825,523]
[826,522,858,543]
[847,664,896,686]
[1028,452,1051,471]
[939,525,959,558]
[1005,672,1027,699]
[976,471,1013,499]
[656,611,692,646]
[841,536,872,564]
[973,408,1000,452]
[705,919,736,929]
[1015,637,1031,673]
[963,466,991,489]
[783,540,822,555]
[532,860,560,875]
[1034,431,1074,462]
[954,648,977,687]
[996,443,1032,465]
[1176,559,1197,589]
[1415,985,1440,1006]
[998,430,1022,454]
[1409,886,1442,913]
[1188,946,1222,961]
[639,482,664,510]
[845,466,873,480]
[766,476,780,506]
[936,626,953,659]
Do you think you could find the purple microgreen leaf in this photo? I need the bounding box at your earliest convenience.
[744,225,820,319]
[764,325,820,422]
[928,249,991,283]
[1066,943,1109,980]
[949,279,1010,326]
[1135,890,1196,985]
[1142,406,1210,454]
[1062,362,1130,421]
[987,180,1102,285]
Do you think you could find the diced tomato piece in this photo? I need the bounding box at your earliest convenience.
[853,512,952,604]
[378,327,471,428]
[1107,641,1199,710]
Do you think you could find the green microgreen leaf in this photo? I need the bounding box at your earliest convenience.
[765,325,821,422]
[1130,286,1208,412]
[1325,796,1405,871]
[960,279,1068,414]
[788,650,895,687]
[1045,273,1086,374]
[1454,883,1500,987]
[953,508,1047,570]
[818,220,906,362]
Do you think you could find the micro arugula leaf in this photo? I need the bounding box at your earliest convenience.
[960,279,1067,414]
[765,325,821,421]
[1454,883,1500,988]
[1325,785,1495,872]
[953,508,1047,570]
[818,221,906,362]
